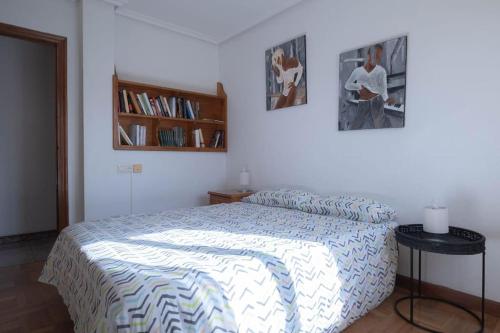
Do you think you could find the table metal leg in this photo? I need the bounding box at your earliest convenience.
[481,251,485,332]
[418,250,422,296]
[410,247,414,322]
[394,244,485,333]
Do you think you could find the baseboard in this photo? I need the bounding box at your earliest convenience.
[0,230,58,245]
[396,274,500,316]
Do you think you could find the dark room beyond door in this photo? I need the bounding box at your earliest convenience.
[0,35,57,237]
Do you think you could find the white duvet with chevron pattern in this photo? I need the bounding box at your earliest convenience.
[40,202,398,333]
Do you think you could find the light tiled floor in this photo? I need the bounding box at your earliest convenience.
[0,237,56,267]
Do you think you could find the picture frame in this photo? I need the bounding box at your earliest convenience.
[265,35,307,111]
[338,36,407,130]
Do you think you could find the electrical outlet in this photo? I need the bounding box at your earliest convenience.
[117,164,133,173]
[133,164,143,173]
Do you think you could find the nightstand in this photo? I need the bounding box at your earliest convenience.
[394,224,486,333]
[208,190,253,205]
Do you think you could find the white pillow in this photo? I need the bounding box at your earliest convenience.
[242,189,317,209]
[298,195,397,223]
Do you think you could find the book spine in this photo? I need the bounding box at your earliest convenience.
[161,96,172,117]
[160,130,166,146]
[136,94,146,115]
[142,93,153,115]
[129,91,140,114]
[119,125,133,145]
[186,100,195,119]
[148,98,157,116]
[157,99,162,117]
[138,94,149,115]
[118,90,125,113]
[218,131,224,148]
[141,126,146,146]
[214,131,220,148]
[193,129,200,148]
[122,90,130,113]
[129,125,136,145]
[209,130,219,148]
[181,99,187,118]
[199,128,205,147]
[177,98,181,118]
[168,97,177,118]
[155,97,163,117]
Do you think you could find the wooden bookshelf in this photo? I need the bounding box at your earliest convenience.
[112,75,227,152]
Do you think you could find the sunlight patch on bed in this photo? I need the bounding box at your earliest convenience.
[83,229,344,331]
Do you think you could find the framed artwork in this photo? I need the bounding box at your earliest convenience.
[338,36,407,130]
[265,35,307,111]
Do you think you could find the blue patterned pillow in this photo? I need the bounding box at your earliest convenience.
[298,195,396,223]
[242,189,316,209]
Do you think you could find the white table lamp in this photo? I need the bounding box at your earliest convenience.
[239,167,250,192]
[423,205,449,234]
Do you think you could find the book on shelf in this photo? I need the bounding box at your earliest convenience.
[119,125,133,145]
[128,91,142,114]
[177,98,185,119]
[220,131,224,148]
[155,97,166,117]
[192,128,205,148]
[122,90,130,113]
[118,90,204,121]
[128,124,147,146]
[199,128,205,147]
[168,96,177,118]
[158,126,186,147]
[118,90,125,113]
[136,93,149,115]
[160,96,172,117]
[193,101,200,119]
[140,93,153,115]
[209,130,224,148]
[149,98,159,116]
[186,100,195,120]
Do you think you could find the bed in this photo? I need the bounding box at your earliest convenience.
[40,201,397,332]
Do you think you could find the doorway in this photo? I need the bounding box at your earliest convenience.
[0,22,68,237]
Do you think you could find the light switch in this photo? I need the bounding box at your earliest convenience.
[133,164,143,173]
[117,164,133,173]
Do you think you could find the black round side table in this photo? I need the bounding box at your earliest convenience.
[394,224,486,333]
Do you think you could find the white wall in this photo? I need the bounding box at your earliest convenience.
[115,16,220,94]
[0,0,84,226]
[219,0,500,301]
[83,0,226,220]
[0,36,56,236]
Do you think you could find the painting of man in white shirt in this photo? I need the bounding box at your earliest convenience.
[339,36,407,130]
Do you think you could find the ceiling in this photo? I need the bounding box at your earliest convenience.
[111,0,306,44]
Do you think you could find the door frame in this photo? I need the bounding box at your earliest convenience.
[0,22,68,231]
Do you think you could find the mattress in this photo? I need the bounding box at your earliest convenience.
[40,202,398,332]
